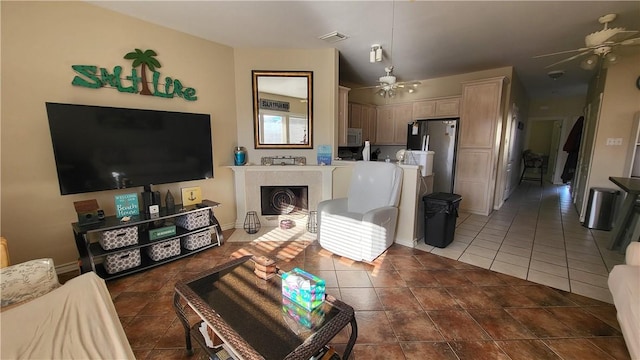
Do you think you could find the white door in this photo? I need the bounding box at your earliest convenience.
[503,105,521,200]
[574,96,602,221]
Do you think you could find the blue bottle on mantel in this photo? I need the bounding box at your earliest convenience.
[234,146,247,166]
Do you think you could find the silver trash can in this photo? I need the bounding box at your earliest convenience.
[583,187,619,230]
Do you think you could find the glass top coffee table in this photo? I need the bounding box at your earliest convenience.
[173,255,358,360]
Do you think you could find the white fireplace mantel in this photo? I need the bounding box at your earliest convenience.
[228,165,339,228]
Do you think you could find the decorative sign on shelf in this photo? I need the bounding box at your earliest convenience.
[317,145,332,165]
[114,193,140,218]
[181,186,202,207]
[71,49,197,101]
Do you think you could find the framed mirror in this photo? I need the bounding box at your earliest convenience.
[252,70,313,149]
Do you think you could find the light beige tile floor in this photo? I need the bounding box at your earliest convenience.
[415,182,625,303]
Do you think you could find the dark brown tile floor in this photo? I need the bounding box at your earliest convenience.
[61,228,630,359]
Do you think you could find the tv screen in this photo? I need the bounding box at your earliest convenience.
[45,102,214,195]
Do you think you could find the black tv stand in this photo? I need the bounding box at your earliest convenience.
[72,200,222,280]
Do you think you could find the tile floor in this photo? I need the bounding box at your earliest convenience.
[59,182,631,359]
[416,182,625,304]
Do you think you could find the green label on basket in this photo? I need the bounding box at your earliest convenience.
[149,225,176,241]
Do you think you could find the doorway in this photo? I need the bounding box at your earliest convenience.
[525,119,563,184]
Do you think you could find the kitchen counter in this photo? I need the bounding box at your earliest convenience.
[332,159,420,170]
[608,177,640,253]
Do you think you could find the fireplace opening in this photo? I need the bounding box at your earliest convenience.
[260,186,308,215]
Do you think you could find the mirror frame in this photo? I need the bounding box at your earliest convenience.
[252,70,313,149]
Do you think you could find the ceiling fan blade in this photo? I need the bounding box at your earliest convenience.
[604,30,639,43]
[621,36,640,46]
[533,47,590,58]
[544,50,592,69]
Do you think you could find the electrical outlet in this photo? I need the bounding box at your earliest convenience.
[606,138,615,145]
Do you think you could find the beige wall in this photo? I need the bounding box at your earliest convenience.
[1,1,237,265]
[589,53,640,188]
[528,121,555,155]
[529,96,586,119]
[233,48,339,165]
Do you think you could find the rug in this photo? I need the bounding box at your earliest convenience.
[226,226,317,243]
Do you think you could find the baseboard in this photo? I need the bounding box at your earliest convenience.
[220,222,236,231]
[55,261,79,275]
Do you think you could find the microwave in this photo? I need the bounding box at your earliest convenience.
[347,128,363,147]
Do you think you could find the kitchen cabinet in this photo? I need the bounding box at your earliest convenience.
[412,96,461,120]
[375,103,412,145]
[338,86,350,147]
[363,105,377,143]
[454,77,506,216]
[349,103,377,143]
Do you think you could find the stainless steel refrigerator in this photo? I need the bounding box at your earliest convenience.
[407,119,459,193]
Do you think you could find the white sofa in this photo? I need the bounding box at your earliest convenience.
[608,242,640,359]
[0,256,135,359]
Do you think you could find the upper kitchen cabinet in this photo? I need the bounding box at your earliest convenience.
[454,77,506,216]
[338,86,350,147]
[349,103,377,143]
[376,103,412,145]
[412,96,461,120]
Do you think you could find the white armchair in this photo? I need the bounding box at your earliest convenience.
[317,161,403,262]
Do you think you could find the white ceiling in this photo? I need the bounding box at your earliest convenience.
[89,1,640,99]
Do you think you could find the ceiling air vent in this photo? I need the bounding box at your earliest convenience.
[319,31,349,43]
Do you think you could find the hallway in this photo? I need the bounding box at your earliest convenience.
[416,182,625,303]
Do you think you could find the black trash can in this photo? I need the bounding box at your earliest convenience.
[423,192,462,248]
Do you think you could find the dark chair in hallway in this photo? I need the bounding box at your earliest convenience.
[519,149,544,186]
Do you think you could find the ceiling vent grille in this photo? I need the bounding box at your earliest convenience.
[319,31,349,43]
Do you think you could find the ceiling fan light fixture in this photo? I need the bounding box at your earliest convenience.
[605,52,619,64]
[580,54,599,70]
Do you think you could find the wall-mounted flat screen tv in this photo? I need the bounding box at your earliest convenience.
[46,102,214,195]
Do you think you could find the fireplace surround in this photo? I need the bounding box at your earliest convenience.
[229,166,337,228]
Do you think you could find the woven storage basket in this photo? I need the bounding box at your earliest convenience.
[104,249,141,274]
[181,230,212,251]
[146,238,181,261]
[176,208,210,230]
[99,226,138,250]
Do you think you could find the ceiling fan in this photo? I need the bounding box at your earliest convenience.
[374,66,421,98]
[534,13,640,70]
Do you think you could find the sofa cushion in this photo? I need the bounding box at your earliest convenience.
[0,258,60,307]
